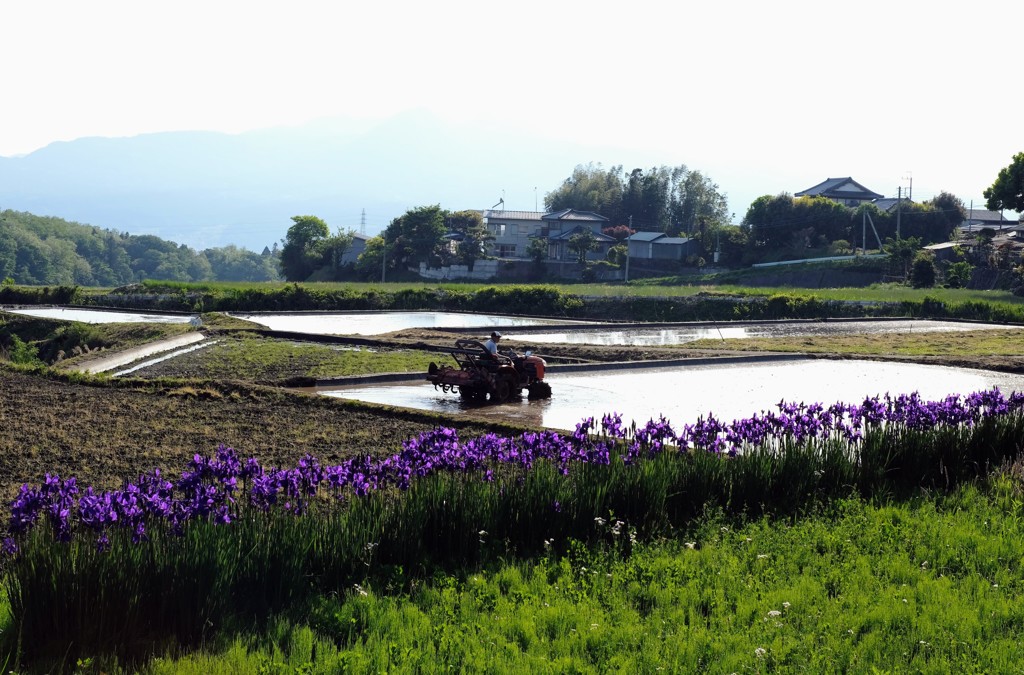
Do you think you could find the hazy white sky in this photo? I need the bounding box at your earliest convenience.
[2,0,1021,213]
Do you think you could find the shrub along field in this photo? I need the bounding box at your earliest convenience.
[6,279,1024,322]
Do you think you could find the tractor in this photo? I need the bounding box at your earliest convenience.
[426,338,552,404]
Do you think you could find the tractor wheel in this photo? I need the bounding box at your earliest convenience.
[459,386,485,403]
[491,375,514,403]
[528,381,552,400]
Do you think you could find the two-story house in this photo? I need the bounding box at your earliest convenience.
[480,208,615,261]
[795,177,883,207]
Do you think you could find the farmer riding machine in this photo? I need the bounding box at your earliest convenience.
[426,338,551,404]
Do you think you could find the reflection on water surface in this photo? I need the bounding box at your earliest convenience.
[322,359,1024,432]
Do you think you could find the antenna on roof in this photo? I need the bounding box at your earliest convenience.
[492,189,505,210]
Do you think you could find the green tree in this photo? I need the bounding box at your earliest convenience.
[567,230,599,264]
[448,210,492,271]
[945,261,973,288]
[317,229,357,279]
[669,168,730,241]
[717,225,749,266]
[742,194,797,251]
[383,205,447,270]
[606,243,627,266]
[545,163,625,218]
[354,236,387,281]
[526,237,548,264]
[984,152,1024,213]
[204,245,282,281]
[280,215,330,281]
[910,252,937,288]
[883,236,922,279]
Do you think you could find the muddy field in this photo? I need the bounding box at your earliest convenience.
[0,368,532,500]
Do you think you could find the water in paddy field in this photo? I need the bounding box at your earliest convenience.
[320,359,1024,432]
[228,311,592,336]
[519,319,1024,347]
[3,307,196,324]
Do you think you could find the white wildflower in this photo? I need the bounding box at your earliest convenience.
[754,647,766,658]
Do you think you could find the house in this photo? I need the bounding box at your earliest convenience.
[480,208,615,261]
[626,231,666,259]
[480,210,545,258]
[922,241,963,264]
[540,209,613,261]
[958,208,1017,234]
[340,232,370,265]
[626,231,701,261]
[871,197,906,213]
[795,177,883,207]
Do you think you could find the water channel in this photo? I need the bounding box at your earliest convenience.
[320,359,1024,432]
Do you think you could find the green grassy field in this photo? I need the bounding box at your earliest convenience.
[133,278,1024,305]
[13,473,1018,674]
[124,333,441,382]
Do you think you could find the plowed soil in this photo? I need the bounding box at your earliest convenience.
[0,368,527,500]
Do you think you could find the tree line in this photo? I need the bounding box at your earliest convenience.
[0,210,281,286]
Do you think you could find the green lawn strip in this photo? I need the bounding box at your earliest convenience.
[141,478,1024,674]
[131,278,1024,305]
[686,329,1024,357]
[127,334,439,381]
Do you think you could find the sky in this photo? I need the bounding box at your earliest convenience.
[2,0,1021,219]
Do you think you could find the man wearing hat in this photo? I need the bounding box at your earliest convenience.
[483,331,502,355]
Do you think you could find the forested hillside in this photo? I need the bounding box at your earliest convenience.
[0,210,280,285]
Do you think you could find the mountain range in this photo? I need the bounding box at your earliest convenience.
[0,111,709,253]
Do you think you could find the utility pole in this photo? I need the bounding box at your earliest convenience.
[381,233,386,284]
[360,209,366,235]
[896,186,902,240]
[624,215,632,282]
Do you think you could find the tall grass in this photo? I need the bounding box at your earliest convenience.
[70,476,1024,673]
[4,399,1024,667]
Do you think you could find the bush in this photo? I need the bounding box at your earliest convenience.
[910,253,937,288]
[944,261,973,289]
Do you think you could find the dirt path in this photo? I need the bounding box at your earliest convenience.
[67,332,208,373]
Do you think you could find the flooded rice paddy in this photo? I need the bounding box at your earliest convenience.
[518,319,1024,346]
[321,359,1024,432]
[4,307,196,324]
[228,311,592,336]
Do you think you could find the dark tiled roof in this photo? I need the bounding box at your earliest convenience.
[542,208,610,223]
[964,209,1012,224]
[628,231,665,242]
[872,198,902,212]
[795,177,883,200]
[548,226,616,242]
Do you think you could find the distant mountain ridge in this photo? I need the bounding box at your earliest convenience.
[0,112,667,252]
